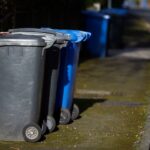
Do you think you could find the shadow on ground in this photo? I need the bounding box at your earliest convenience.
[74,98,107,114]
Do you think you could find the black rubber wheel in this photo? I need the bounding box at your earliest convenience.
[59,109,71,125]
[23,123,42,142]
[41,120,47,135]
[47,116,56,133]
[71,104,80,120]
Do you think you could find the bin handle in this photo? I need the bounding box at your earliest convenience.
[42,41,55,56]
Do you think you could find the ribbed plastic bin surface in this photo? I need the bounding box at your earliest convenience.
[0,34,46,141]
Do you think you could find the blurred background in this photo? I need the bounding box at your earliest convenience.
[1,0,150,149]
[0,0,133,31]
[1,0,150,31]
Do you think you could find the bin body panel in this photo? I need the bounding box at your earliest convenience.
[83,11,110,58]
[41,46,61,118]
[85,15,109,57]
[101,8,128,49]
[56,43,80,110]
[47,47,60,115]
[109,16,124,48]
[0,46,45,141]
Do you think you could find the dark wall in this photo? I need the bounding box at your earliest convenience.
[0,0,85,31]
[0,0,126,31]
[0,0,16,31]
[112,0,125,8]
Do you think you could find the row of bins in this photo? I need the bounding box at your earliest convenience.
[0,8,128,142]
[0,28,91,142]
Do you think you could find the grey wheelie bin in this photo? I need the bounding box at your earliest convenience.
[0,34,55,142]
[9,28,70,133]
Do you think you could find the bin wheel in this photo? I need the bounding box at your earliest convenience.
[47,116,56,133]
[71,104,80,120]
[59,109,71,125]
[23,123,42,142]
[41,120,47,135]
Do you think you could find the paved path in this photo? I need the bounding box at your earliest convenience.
[110,48,150,150]
[110,48,150,60]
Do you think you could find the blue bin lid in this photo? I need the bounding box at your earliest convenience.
[101,8,128,16]
[42,28,91,43]
[54,30,91,43]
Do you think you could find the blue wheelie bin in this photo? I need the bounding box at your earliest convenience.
[100,8,129,49]
[53,29,91,125]
[82,10,110,58]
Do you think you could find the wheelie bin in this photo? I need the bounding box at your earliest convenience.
[9,28,70,133]
[100,8,129,49]
[51,29,91,125]
[0,33,55,142]
[82,10,110,58]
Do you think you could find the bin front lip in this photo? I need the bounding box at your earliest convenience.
[0,39,46,46]
[9,31,68,46]
[9,28,71,41]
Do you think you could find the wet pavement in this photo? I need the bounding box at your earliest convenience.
[1,11,150,150]
[0,57,149,150]
[75,58,150,150]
